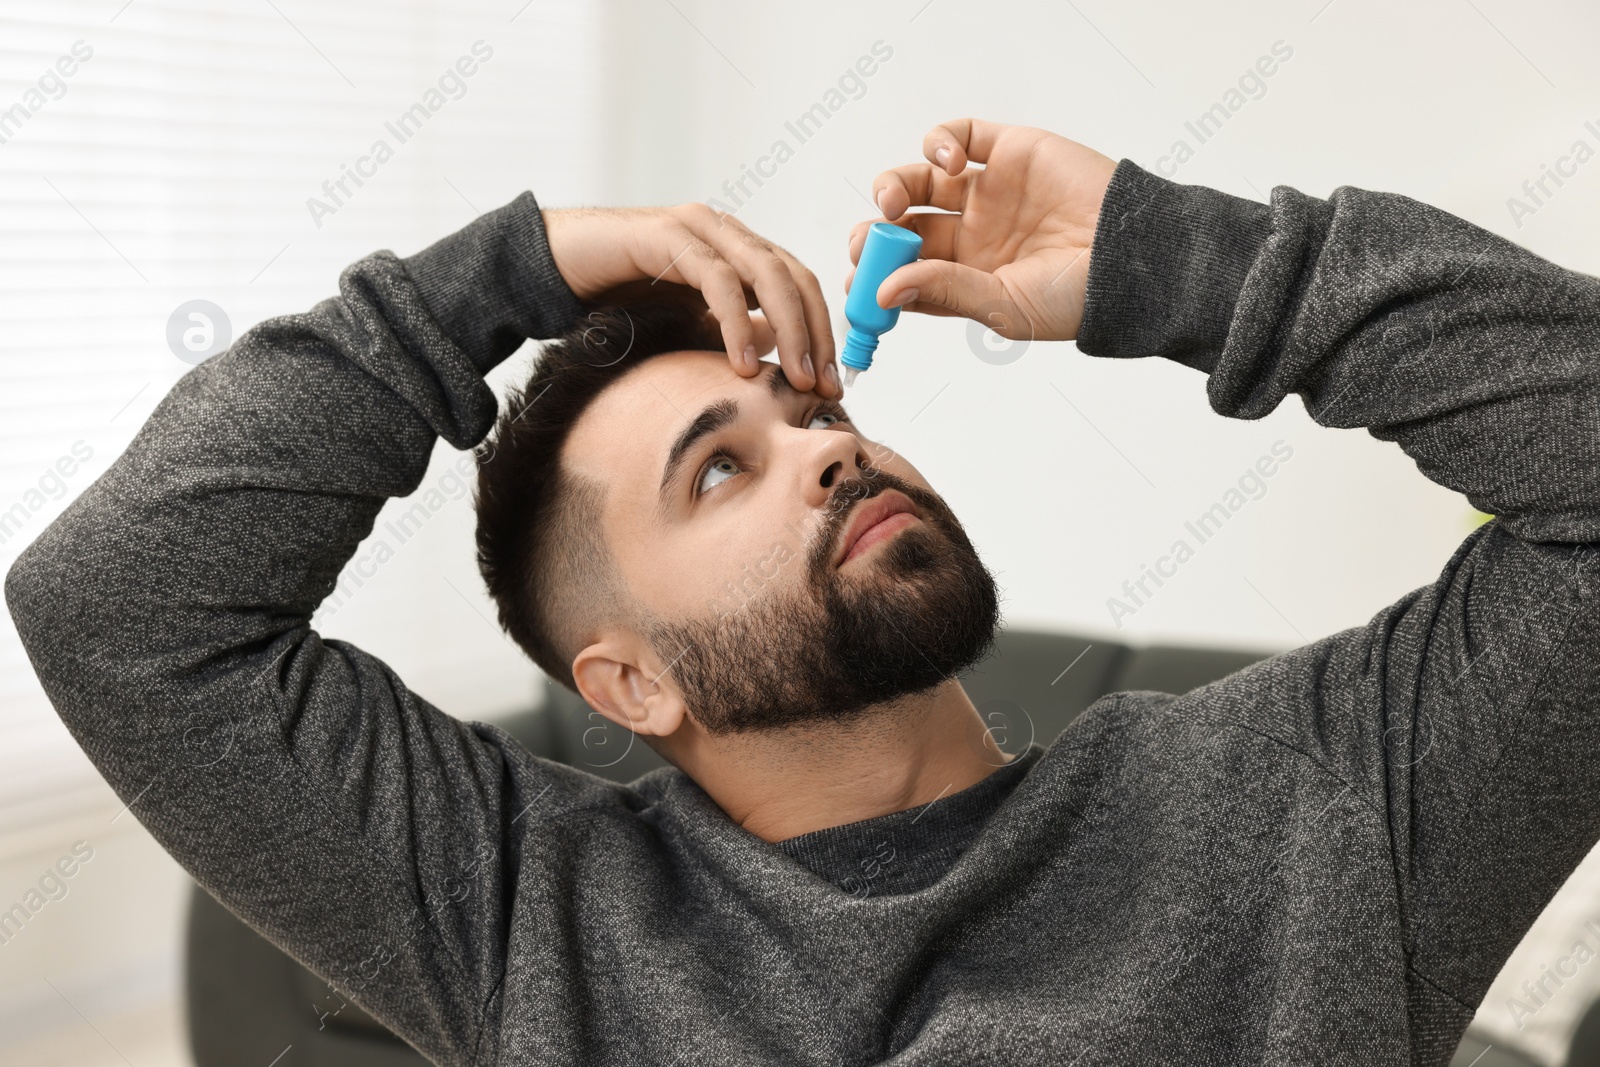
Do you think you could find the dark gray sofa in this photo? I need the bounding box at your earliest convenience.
[182,626,1534,1066]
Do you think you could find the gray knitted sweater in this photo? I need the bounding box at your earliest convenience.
[9,159,1600,1066]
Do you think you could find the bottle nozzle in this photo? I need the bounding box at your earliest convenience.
[839,328,878,386]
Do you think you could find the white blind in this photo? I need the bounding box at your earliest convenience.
[0,0,603,839]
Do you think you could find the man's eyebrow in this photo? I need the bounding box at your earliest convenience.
[654,364,809,513]
[766,362,798,399]
[658,396,740,507]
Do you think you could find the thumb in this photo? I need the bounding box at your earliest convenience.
[876,260,1026,335]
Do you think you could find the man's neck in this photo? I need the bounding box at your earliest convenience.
[671,679,1011,843]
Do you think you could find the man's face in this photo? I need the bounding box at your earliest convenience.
[563,349,1000,736]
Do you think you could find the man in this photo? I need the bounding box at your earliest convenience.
[9,117,1600,1065]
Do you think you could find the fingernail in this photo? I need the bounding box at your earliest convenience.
[825,362,841,390]
[743,344,758,370]
[887,287,919,308]
[935,145,951,169]
[875,188,887,215]
[801,352,814,380]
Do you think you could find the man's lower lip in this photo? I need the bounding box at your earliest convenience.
[841,512,919,564]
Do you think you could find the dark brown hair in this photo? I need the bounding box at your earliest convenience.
[474,302,720,694]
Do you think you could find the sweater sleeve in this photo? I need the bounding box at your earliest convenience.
[1079,162,1600,1014]
[3,192,602,1065]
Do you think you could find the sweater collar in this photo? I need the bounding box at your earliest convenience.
[641,741,1049,900]
[771,743,1047,897]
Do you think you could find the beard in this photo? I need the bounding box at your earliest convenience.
[641,466,1002,736]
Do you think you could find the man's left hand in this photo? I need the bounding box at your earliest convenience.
[544,205,841,397]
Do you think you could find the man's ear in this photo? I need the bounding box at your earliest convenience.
[571,634,688,741]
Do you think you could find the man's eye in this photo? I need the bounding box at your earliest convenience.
[693,405,851,498]
[810,398,851,429]
[697,454,741,496]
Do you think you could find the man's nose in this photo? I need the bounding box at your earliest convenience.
[818,426,868,487]
[802,429,873,520]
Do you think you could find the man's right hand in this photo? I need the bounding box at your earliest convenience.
[847,118,1118,343]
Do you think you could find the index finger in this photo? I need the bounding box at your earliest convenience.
[769,245,840,395]
[923,117,1008,174]
[871,162,969,222]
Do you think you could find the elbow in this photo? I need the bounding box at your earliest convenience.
[6,533,57,644]
[5,527,106,700]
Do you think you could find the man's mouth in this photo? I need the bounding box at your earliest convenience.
[834,489,920,567]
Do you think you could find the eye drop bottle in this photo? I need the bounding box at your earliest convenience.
[841,222,923,387]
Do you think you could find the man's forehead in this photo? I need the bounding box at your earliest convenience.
[589,348,737,425]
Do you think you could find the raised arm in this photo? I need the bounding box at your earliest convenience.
[1077,155,1600,1010]
[5,196,835,1064]
[860,117,1600,1021]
